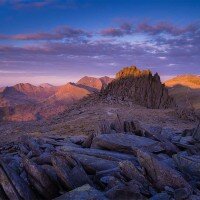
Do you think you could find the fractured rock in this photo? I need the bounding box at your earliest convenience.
[22,157,58,199]
[105,180,146,200]
[0,160,35,200]
[119,161,147,184]
[71,153,118,174]
[91,133,164,155]
[173,152,200,179]
[193,122,200,141]
[150,192,170,200]
[137,150,191,191]
[58,145,137,162]
[0,167,21,200]
[51,153,93,190]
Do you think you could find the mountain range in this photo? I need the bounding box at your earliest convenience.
[0,76,113,121]
[0,68,199,122]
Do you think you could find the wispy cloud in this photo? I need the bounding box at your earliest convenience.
[101,23,133,37]
[0,21,200,79]
[0,26,91,41]
[100,21,200,37]
[136,21,199,36]
[0,0,82,9]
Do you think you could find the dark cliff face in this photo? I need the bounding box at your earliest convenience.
[100,66,175,109]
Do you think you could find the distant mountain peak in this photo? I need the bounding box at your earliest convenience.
[39,83,54,88]
[1,86,25,96]
[77,76,113,90]
[165,74,200,89]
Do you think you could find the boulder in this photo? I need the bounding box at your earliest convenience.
[71,153,118,174]
[82,133,94,148]
[173,152,200,179]
[22,157,58,199]
[51,153,93,190]
[69,135,88,145]
[142,125,180,154]
[54,184,107,200]
[100,176,121,190]
[41,165,62,189]
[161,128,181,141]
[150,192,170,200]
[119,161,147,184]
[91,133,164,155]
[58,145,137,162]
[0,160,36,200]
[0,166,21,200]
[21,136,42,157]
[137,150,191,191]
[95,167,120,179]
[31,152,52,165]
[193,122,200,141]
[174,187,191,200]
[105,180,146,200]
[156,153,177,169]
[179,136,194,145]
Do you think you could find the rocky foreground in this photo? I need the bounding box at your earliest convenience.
[0,118,200,200]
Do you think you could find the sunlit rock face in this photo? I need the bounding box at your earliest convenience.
[101,66,174,109]
[165,75,200,89]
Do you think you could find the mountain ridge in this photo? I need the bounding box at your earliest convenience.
[0,75,113,121]
[1,68,199,122]
[165,74,200,89]
[165,74,200,110]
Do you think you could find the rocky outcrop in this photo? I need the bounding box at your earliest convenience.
[0,117,200,199]
[100,66,174,109]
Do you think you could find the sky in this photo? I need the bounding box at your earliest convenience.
[0,0,200,86]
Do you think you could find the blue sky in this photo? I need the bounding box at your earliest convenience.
[0,0,200,86]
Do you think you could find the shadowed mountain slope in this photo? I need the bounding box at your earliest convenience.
[13,83,58,101]
[165,75,200,110]
[0,86,32,107]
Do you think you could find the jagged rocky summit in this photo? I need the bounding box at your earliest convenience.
[100,66,174,109]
